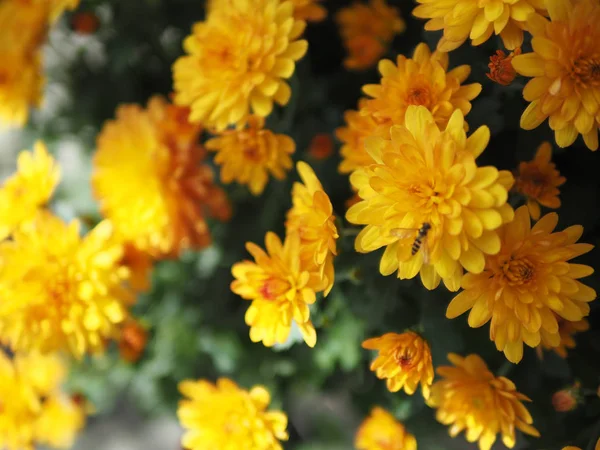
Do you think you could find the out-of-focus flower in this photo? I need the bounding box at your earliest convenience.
[178,378,288,450]
[0,141,60,240]
[563,439,600,450]
[540,317,589,358]
[487,48,521,86]
[49,0,80,22]
[291,0,326,22]
[447,206,595,363]
[118,319,149,363]
[70,11,100,34]
[355,407,417,450]
[362,43,481,131]
[120,243,153,293]
[513,142,565,220]
[511,0,600,150]
[413,0,547,52]
[307,133,334,160]
[0,350,86,450]
[335,0,405,70]
[205,116,295,195]
[286,162,338,295]
[0,54,44,127]
[0,214,134,357]
[347,106,514,292]
[428,353,539,450]
[552,382,581,412]
[232,232,323,347]
[362,332,434,398]
[173,0,308,131]
[93,96,231,258]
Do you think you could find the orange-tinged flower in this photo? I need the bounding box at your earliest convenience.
[173,0,308,131]
[286,162,338,295]
[362,43,482,131]
[428,353,539,450]
[552,382,580,412]
[0,141,60,240]
[70,11,100,34]
[120,243,153,293]
[347,106,514,292]
[0,350,86,450]
[563,438,600,450]
[362,332,434,398]
[307,133,333,160]
[291,0,326,22]
[205,116,295,195]
[355,407,417,450]
[232,232,324,348]
[487,48,521,86]
[513,141,565,220]
[118,319,149,363]
[0,53,44,127]
[178,378,288,450]
[335,0,405,70]
[0,214,134,358]
[413,0,547,52]
[447,206,595,363]
[511,0,600,150]
[93,96,231,258]
[541,317,589,358]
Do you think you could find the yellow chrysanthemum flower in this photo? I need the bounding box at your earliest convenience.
[0,141,60,240]
[355,407,417,450]
[362,43,482,131]
[513,141,565,220]
[563,438,600,450]
[0,213,134,357]
[540,317,589,358]
[362,332,434,398]
[447,206,595,363]
[0,53,44,127]
[413,0,547,52]
[205,116,295,195]
[291,0,326,22]
[93,96,231,258]
[286,162,338,295]
[178,378,288,450]
[511,0,600,150]
[427,353,539,450]
[335,0,405,70]
[347,106,514,292]
[232,232,324,348]
[173,0,308,131]
[0,350,85,450]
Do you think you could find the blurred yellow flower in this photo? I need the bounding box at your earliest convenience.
[0,213,134,357]
[93,96,231,258]
[173,0,308,131]
[206,116,295,195]
[511,0,600,150]
[362,332,434,398]
[541,317,589,359]
[428,353,539,450]
[362,43,482,131]
[347,106,514,291]
[286,162,338,295]
[0,141,60,240]
[447,206,595,363]
[413,0,547,52]
[513,142,565,220]
[49,0,81,22]
[232,232,324,348]
[563,439,600,450]
[335,0,404,70]
[178,378,288,450]
[0,350,85,450]
[0,54,44,127]
[355,407,417,450]
[291,0,326,22]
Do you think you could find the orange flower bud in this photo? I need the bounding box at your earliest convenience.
[71,12,100,35]
[552,383,580,412]
[308,133,334,160]
[119,320,149,363]
[487,48,521,86]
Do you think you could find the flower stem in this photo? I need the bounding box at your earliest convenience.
[496,360,515,377]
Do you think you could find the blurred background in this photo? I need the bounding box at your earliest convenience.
[2,0,600,449]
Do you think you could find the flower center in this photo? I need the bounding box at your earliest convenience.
[515,169,550,199]
[243,144,262,162]
[259,278,289,300]
[571,56,600,86]
[394,348,415,368]
[502,257,535,285]
[405,86,431,107]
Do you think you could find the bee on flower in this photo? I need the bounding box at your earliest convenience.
[447,206,595,363]
[362,332,434,398]
[178,378,288,450]
[355,407,417,450]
